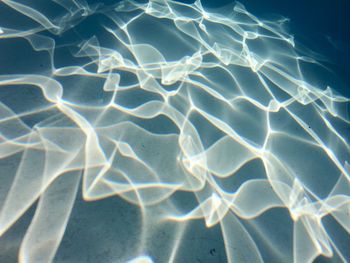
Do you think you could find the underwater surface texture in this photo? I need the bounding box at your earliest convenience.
[0,0,349,262]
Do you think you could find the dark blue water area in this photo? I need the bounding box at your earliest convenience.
[253,1,350,99]
[201,0,350,98]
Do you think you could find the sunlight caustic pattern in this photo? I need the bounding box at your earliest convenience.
[0,0,349,262]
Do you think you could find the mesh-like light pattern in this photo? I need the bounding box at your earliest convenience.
[0,0,349,262]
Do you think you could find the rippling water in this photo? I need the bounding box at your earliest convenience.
[0,1,349,262]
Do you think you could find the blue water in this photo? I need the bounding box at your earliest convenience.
[203,0,350,97]
[0,1,349,263]
[89,0,350,95]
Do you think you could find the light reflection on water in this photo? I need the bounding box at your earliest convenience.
[0,0,349,262]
